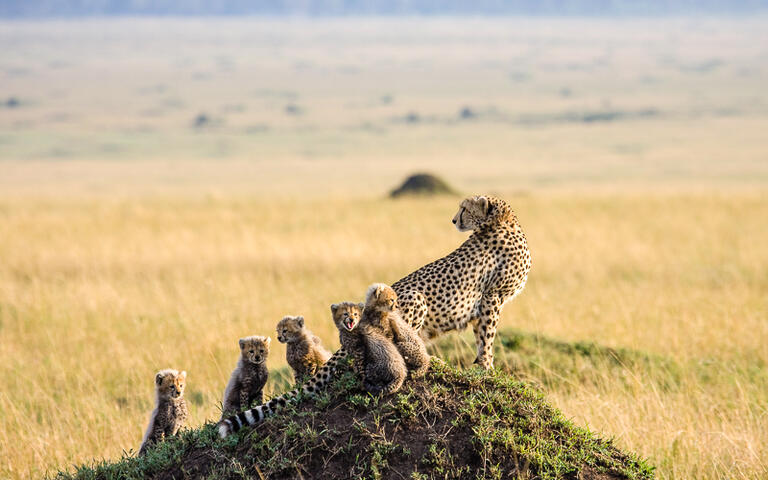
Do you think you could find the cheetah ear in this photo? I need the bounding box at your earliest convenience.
[265,337,272,346]
[239,338,246,349]
[296,316,305,328]
[478,196,489,215]
[179,371,187,381]
[357,302,365,311]
[330,303,339,315]
[155,373,164,385]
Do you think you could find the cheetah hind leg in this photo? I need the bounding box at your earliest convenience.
[471,295,503,370]
[470,318,485,367]
[471,319,496,370]
[396,340,430,378]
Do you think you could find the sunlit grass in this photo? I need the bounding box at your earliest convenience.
[0,193,766,479]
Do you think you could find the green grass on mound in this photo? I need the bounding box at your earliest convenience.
[55,358,654,480]
[435,329,684,393]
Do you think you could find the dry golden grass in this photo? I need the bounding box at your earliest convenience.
[0,193,766,479]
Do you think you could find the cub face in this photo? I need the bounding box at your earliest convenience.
[239,336,271,364]
[365,283,397,312]
[155,369,186,400]
[452,195,490,232]
[276,316,305,343]
[331,302,364,332]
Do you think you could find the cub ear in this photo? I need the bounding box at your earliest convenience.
[155,372,164,385]
[357,302,365,311]
[296,316,305,328]
[239,338,246,349]
[330,303,339,315]
[179,371,187,381]
[265,337,272,346]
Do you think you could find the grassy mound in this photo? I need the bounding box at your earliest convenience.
[56,359,653,480]
[390,173,457,198]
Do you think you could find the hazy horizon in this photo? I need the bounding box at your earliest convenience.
[3,0,768,19]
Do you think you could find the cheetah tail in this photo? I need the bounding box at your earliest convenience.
[217,401,276,438]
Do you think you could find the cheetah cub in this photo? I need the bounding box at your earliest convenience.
[221,336,270,418]
[364,283,430,378]
[139,369,188,456]
[277,315,332,384]
[333,301,407,395]
[331,302,366,376]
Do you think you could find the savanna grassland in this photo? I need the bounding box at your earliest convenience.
[0,17,767,480]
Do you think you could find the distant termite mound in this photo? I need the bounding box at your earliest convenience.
[390,173,458,198]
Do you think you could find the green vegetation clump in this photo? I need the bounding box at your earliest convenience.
[435,329,684,393]
[55,358,653,480]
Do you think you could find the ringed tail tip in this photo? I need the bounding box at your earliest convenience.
[217,421,231,438]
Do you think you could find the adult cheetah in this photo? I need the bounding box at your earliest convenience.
[394,194,531,368]
[218,195,531,437]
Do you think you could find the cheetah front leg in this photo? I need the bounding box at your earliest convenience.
[175,401,189,429]
[472,295,503,369]
[299,360,318,385]
[149,423,166,446]
[240,378,253,411]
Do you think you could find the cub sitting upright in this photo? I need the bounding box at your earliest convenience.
[139,369,188,456]
[333,300,407,395]
[364,283,430,378]
[277,315,332,384]
[221,336,270,418]
[331,302,366,376]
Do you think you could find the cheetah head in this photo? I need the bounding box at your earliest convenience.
[452,195,515,231]
[452,195,491,231]
[331,302,364,331]
[155,369,186,400]
[276,315,305,344]
[239,335,270,365]
[364,283,398,312]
